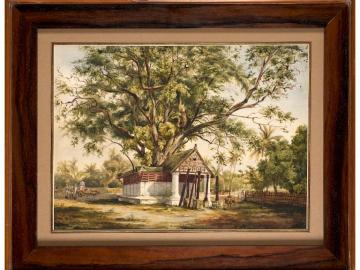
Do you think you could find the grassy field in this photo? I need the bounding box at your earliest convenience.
[54,197,306,231]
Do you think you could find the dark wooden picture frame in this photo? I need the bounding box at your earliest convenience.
[5,0,354,269]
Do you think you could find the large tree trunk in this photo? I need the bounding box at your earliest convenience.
[273,184,278,194]
[152,135,186,166]
[151,149,161,166]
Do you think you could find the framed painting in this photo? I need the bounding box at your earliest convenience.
[5,0,354,269]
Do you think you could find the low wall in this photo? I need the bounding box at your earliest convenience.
[123,182,172,197]
[244,191,307,206]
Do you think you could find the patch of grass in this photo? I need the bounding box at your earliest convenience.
[116,214,146,222]
[87,198,119,205]
[152,206,190,213]
[54,205,146,230]
[182,202,306,230]
[53,200,306,231]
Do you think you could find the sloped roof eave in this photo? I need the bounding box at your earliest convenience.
[167,148,196,173]
[167,148,214,176]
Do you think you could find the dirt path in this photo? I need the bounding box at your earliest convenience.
[54,199,306,230]
[55,199,218,229]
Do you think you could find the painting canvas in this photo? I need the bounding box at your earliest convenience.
[52,43,309,231]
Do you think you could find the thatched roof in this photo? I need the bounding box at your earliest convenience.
[163,145,214,175]
[162,148,195,172]
[118,165,163,178]
[119,145,213,177]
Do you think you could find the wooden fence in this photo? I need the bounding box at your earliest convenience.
[244,191,307,206]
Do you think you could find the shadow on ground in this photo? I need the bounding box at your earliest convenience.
[54,199,306,231]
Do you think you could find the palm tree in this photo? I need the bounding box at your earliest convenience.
[56,159,84,183]
[227,142,245,195]
[102,149,132,186]
[83,163,99,177]
[250,125,282,160]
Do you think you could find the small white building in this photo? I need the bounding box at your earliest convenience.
[118,146,213,206]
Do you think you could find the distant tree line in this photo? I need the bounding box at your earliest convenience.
[214,125,307,195]
[247,125,307,194]
[54,149,131,189]
[56,125,307,195]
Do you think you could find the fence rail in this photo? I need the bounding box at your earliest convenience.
[244,191,307,206]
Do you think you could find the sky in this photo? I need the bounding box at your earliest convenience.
[53,44,309,172]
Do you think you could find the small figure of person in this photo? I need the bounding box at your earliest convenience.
[73,184,78,199]
[79,181,85,191]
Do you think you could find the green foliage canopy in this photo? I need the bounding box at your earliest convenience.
[289,125,308,193]
[257,139,295,193]
[54,150,131,188]
[246,125,307,194]
[56,45,306,166]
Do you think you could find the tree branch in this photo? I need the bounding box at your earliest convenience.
[227,48,279,115]
[98,69,152,124]
[182,49,280,138]
[65,96,135,139]
[104,137,135,171]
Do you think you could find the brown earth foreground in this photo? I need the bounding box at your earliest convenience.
[54,198,306,231]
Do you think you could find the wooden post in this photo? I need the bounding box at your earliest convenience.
[186,174,190,199]
[196,171,201,200]
[179,169,190,207]
[203,174,209,202]
[194,176,197,198]
[215,175,220,202]
[188,177,195,208]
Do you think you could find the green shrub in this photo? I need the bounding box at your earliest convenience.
[54,174,67,188]
[108,180,121,188]
[83,177,104,187]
